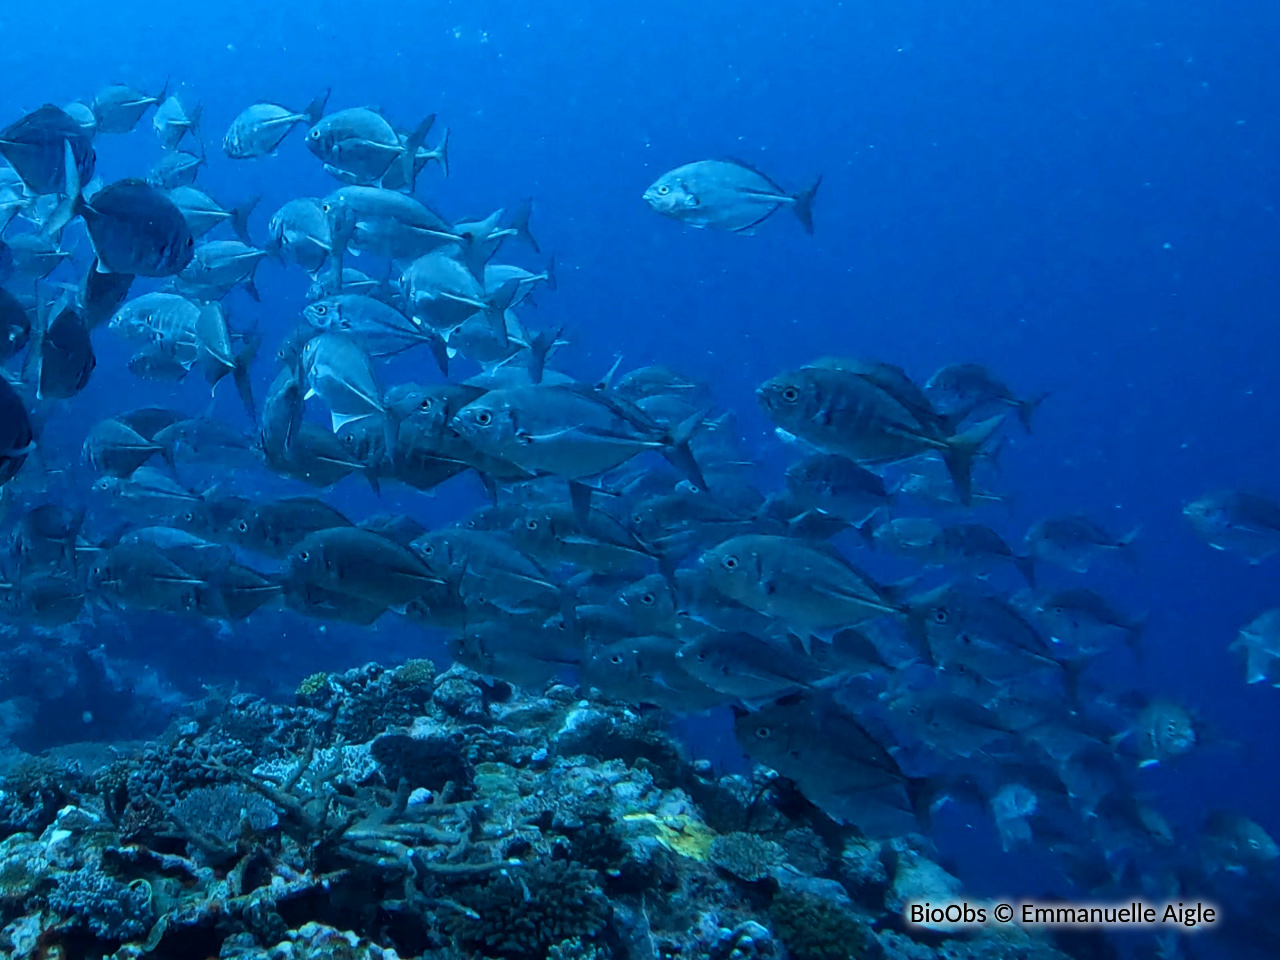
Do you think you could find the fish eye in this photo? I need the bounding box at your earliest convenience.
[754,725,772,740]
[183,512,194,523]
[610,653,623,665]
[525,519,538,531]
[308,129,319,139]
[314,305,327,316]
[236,520,249,533]
[298,550,310,562]
[420,399,432,411]
[782,386,800,403]
[641,592,655,605]
[721,555,739,571]
[932,608,949,624]
[475,411,492,426]
[657,185,670,196]
[422,544,435,556]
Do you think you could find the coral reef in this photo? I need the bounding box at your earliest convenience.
[0,663,1078,960]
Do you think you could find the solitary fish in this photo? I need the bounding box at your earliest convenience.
[643,159,820,234]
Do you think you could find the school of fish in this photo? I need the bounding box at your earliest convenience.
[0,82,1275,916]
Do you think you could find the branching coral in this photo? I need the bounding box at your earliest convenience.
[445,859,612,960]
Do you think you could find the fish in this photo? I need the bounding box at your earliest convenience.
[268,197,331,274]
[734,685,928,837]
[79,260,135,330]
[223,91,329,159]
[0,288,30,361]
[700,534,906,643]
[1200,811,1279,876]
[84,418,162,477]
[168,187,257,243]
[153,96,201,151]
[174,239,266,300]
[92,83,166,135]
[72,178,195,277]
[149,149,205,190]
[303,293,447,371]
[1184,490,1280,565]
[675,629,825,700]
[0,371,35,488]
[1230,609,1280,687]
[450,382,707,499]
[305,108,436,189]
[1025,516,1139,573]
[909,583,1067,684]
[924,363,1048,433]
[287,527,442,608]
[230,496,353,558]
[758,359,1004,504]
[24,296,96,400]
[299,333,388,433]
[644,159,821,234]
[582,635,725,712]
[0,104,96,195]
[1033,588,1144,659]
[784,453,893,526]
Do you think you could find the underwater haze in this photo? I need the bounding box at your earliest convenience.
[0,1,1277,959]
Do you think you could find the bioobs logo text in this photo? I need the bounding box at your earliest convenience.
[907,902,989,926]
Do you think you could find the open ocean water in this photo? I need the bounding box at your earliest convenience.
[0,2,1276,959]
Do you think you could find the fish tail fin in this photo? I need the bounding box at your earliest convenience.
[154,77,170,105]
[1014,553,1036,588]
[304,88,330,127]
[792,174,822,235]
[527,326,560,386]
[663,407,709,491]
[21,287,48,397]
[854,513,879,546]
[400,113,436,194]
[232,335,259,420]
[1017,391,1050,433]
[485,278,519,349]
[427,125,450,179]
[328,206,356,280]
[941,414,1005,506]
[186,103,204,151]
[424,327,450,377]
[544,254,558,291]
[594,353,624,392]
[241,261,262,303]
[508,198,539,253]
[229,195,260,246]
[41,140,82,242]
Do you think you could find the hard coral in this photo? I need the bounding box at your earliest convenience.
[391,658,435,687]
[296,672,331,699]
[47,865,155,942]
[448,860,612,960]
[768,889,871,960]
[709,832,787,882]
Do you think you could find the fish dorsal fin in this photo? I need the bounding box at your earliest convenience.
[719,156,785,193]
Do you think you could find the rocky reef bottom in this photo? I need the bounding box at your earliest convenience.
[0,661,1080,960]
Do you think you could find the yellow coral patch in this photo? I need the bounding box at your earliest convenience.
[623,812,716,861]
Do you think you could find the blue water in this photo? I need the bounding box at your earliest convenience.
[4,0,1280,950]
